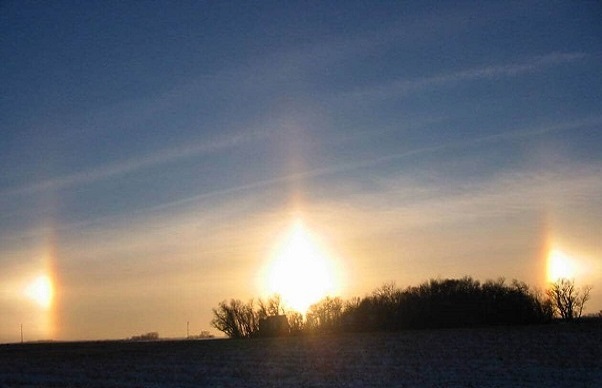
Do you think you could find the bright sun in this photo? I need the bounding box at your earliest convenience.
[264,220,340,314]
[24,275,54,310]
[547,249,576,283]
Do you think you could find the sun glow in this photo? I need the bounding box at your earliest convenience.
[263,220,341,314]
[547,249,578,283]
[24,275,54,310]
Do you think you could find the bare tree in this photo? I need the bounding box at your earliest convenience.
[546,278,592,321]
[372,282,402,305]
[306,296,344,332]
[287,311,304,334]
[257,294,285,319]
[210,299,259,338]
[211,295,291,338]
[576,285,593,318]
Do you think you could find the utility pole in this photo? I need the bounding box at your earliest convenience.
[187,321,189,339]
[20,324,23,344]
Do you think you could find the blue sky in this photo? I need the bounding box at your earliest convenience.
[1,1,601,341]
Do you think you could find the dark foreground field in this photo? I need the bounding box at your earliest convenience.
[1,321,601,387]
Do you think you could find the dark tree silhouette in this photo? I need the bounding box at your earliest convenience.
[306,296,344,333]
[287,311,305,335]
[211,294,290,338]
[257,294,285,319]
[129,332,159,341]
[210,299,259,338]
[341,277,553,332]
[546,278,592,321]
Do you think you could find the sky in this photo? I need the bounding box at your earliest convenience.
[1,1,601,342]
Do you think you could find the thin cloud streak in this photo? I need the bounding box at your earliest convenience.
[345,52,588,100]
[0,129,270,198]
[302,163,602,243]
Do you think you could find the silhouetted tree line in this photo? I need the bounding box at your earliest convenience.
[211,277,592,338]
[339,277,552,332]
[128,332,159,341]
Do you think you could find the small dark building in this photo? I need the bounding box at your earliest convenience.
[259,315,289,337]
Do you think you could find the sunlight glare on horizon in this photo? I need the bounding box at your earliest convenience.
[262,220,341,314]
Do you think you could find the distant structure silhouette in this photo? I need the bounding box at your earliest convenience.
[259,315,289,337]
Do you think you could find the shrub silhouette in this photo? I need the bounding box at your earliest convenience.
[211,299,259,338]
[211,295,288,338]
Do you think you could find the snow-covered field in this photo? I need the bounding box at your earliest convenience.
[1,321,600,387]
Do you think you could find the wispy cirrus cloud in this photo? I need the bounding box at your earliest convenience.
[296,161,602,254]
[345,52,588,100]
[0,128,270,198]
